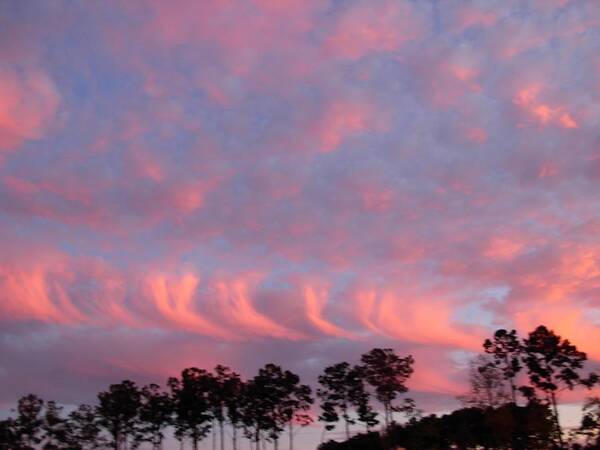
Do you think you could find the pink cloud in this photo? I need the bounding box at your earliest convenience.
[452,5,498,32]
[484,237,525,261]
[354,287,482,351]
[147,273,234,339]
[0,265,82,324]
[212,274,307,340]
[303,285,355,339]
[326,0,422,60]
[314,100,386,152]
[512,84,581,129]
[464,127,488,144]
[0,67,59,151]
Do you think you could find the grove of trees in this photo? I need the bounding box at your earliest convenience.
[1,324,599,450]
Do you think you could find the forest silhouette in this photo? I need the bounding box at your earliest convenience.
[2,325,600,450]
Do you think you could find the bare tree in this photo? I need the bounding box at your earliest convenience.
[458,355,510,409]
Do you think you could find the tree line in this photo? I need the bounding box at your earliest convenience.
[1,325,599,450]
[0,347,413,450]
[320,325,600,449]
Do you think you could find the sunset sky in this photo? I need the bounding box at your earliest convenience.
[1,0,600,448]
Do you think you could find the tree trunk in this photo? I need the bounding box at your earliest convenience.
[550,392,564,448]
[232,425,238,450]
[193,437,198,450]
[288,422,293,450]
[505,354,517,405]
[212,419,216,450]
[220,420,225,450]
[343,406,350,439]
[113,429,120,450]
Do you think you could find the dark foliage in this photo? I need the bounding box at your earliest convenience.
[96,380,141,450]
[318,432,384,450]
[484,328,522,404]
[522,325,598,447]
[390,402,555,450]
[317,362,375,439]
[360,348,414,428]
[1,327,596,450]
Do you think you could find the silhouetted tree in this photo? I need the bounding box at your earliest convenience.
[241,369,277,450]
[14,394,45,449]
[360,348,414,428]
[0,418,17,450]
[242,364,301,450]
[391,413,446,450]
[522,325,598,447]
[168,368,212,450]
[167,376,186,450]
[222,371,244,450]
[41,401,71,449]
[272,369,313,450]
[318,432,384,450]
[354,385,378,433]
[97,380,142,450]
[208,365,241,450]
[388,401,554,450]
[68,404,105,450]
[458,354,510,408]
[580,397,600,448]
[318,362,372,439]
[136,384,172,450]
[484,328,522,404]
[493,400,555,449]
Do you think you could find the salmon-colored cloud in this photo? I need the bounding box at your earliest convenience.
[452,5,498,32]
[355,288,482,351]
[214,276,306,340]
[326,0,422,60]
[304,286,354,339]
[315,100,385,152]
[514,303,600,361]
[148,273,232,339]
[513,84,580,129]
[464,127,488,144]
[0,67,59,151]
[484,237,525,261]
[0,266,82,324]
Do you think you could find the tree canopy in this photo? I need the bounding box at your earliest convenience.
[1,324,597,450]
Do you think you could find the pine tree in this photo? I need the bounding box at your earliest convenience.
[15,394,44,449]
[522,325,598,447]
[360,348,414,428]
[168,369,212,450]
[317,362,372,439]
[41,401,71,449]
[97,380,142,450]
[137,384,173,450]
[68,404,105,450]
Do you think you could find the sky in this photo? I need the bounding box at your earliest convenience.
[1,0,600,448]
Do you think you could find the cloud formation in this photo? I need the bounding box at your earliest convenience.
[1,0,600,447]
